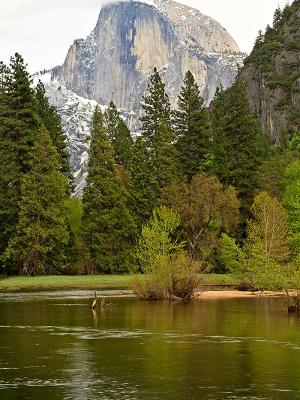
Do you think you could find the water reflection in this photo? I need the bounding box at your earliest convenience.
[0,294,300,399]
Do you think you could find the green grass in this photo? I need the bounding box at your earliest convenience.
[0,274,240,293]
[202,274,240,286]
[0,275,134,293]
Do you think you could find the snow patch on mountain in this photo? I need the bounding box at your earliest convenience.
[34,72,102,195]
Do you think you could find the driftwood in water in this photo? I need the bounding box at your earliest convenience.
[91,291,113,309]
[92,291,97,309]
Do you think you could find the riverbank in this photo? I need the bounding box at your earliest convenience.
[0,274,240,293]
[198,290,286,299]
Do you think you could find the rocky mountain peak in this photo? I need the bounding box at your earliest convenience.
[41,0,245,194]
[52,0,244,113]
[150,0,240,53]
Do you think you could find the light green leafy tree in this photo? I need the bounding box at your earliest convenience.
[221,192,291,291]
[135,206,201,301]
[283,160,300,252]
[137,205,183,270]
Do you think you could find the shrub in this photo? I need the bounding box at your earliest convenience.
[133,206,203,301]
[132,251,203,302]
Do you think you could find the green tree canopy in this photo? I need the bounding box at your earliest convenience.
[221,192,291,290]
[164,172,240,265]
[247,191,290,264]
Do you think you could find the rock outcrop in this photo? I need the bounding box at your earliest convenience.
[240,1,300,143]
[51,0,244,129]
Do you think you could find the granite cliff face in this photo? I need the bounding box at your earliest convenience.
[41,0,244,193]
[51,0,243,127]
[240,1,300,143]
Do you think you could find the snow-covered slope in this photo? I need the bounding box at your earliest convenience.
[34,73,100,195]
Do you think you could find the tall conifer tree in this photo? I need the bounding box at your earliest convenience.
[4,127,69,275]
[211,80,266,217]
[0,54,41,265]
[0,62,18,259]
[140,67,171,146]
[173,71,212,180]
[152,124,178,191]
[140,68,177,197]
[9,54,40,173]
[128,137,157,226]
[104,101,133,168]
[82,106,136,273]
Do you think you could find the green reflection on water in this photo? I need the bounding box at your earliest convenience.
[0,295,300,400]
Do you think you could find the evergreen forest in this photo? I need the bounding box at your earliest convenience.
[0,3,300,299]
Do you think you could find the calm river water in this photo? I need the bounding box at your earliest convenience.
[0,291,300,400]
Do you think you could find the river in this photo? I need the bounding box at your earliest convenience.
[0,291,299,399]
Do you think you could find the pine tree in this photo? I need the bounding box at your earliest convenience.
[273,7,282,28]
[4,127,69,275]
[128,126,178,229]
[173,71,212,179]
[8,54,40,174]
[104,101,133,168]
[139,68,177,197]
[128,137,157,226]
[152,124,178,192]
[0,54,41,265]
[140,67,171,146]
[254,30,264,48]
[0,62,18,260]
[210,86,229,180]
[211,80,267,217]
[35,81,71,187]
[82,106,136,273]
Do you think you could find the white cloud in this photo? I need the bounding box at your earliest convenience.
[0,0,289,72]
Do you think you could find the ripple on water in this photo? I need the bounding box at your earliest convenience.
[0,324,300,351]
[0,290,130,302]
[0,375,140,399]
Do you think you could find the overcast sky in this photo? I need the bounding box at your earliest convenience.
[0,0,289,72]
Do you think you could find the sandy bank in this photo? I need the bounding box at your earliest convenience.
[196,290,286,299]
